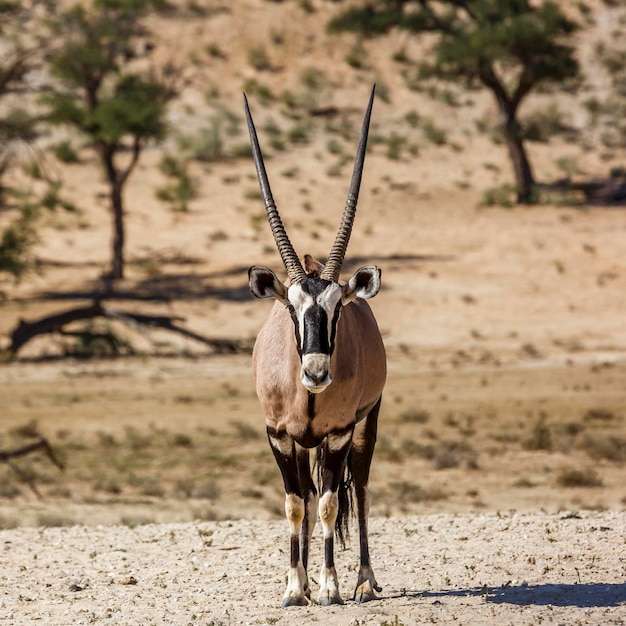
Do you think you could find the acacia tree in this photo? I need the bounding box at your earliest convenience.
[43,0,175,280]
[328,0,579,204]
[0,1,44,279]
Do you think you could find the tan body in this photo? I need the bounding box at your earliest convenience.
[253,298,386,448]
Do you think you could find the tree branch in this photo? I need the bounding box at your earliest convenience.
[118,136,142,187]
[7,300,252,357]
[0,437,64,499]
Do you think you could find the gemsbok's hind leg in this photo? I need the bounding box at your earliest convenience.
[351,397,382,602]
[268,429,310,607]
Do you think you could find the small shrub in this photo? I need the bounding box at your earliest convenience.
[400,409,431,424]
[242,78,274,104]
[205,42,226,59]
[248,45,272,71]
[583,408,618,422]
[376,436,402,463]
[97,431,118,447]
[10,419,40,438]
[287,120,312,144]
[94,476,122,495]
[192,479,221,500]
[481,184,516,208]
[433,440,477,470]
[184,125,223,162]
[326,138,343,155]
[401,439,435,460]
[345,39,368,69]
[386,132,405,160]
[138,477,164,497]
[171,433,193,448]
[405,110,420,128]
[0,480,21,499]
[124,426,152,451]
[53,140,79,163]
[422,120,446,145]
[556,468,603,488]
[390,481,447,503]
[300,67,327,91]
[579,434,626,463]
[523,418,552,451]
[231,420,260,441]
[156,155,198,213]
[523,104,569,143]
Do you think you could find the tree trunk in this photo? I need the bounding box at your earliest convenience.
[502,113,536,204]
[110,182,125,280]
[100,145,125,281]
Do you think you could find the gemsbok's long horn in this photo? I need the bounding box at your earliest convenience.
[244,93,306,284]
[320,85,375,282]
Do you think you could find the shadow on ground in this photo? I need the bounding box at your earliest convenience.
[401,582,626,608]
[28,254,453,304]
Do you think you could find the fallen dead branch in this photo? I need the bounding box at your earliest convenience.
[0,437,64,499]
[6,300,253,357]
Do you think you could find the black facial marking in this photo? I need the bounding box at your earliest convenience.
[286,303,302,355]
[300,277,332,297]
[293,277,340,357]
[329,302,341,355]
[303,305,329,355]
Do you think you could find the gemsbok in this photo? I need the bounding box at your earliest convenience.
[245,86,386,607]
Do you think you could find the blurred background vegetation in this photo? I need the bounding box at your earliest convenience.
[1,0,625,286]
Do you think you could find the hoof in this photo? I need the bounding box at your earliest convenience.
[282,594,309,607]
[353,581,381,603]
[317,590,344,606]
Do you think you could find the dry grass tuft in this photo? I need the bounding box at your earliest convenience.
[556,468,603,488]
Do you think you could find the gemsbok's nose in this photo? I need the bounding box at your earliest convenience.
[301,353,332,393]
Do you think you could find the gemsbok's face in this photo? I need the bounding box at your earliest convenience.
[249,264,381,393]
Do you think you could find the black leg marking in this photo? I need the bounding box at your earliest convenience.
[296,444,317,572]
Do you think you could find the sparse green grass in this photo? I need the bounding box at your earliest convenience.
[399,408,431,424]
[389,481,447,503]
[422,119,447,145]
[156,154,198,213]
[53,140,80,163]
[247,45,272,71]
[2,359,625,525]
[481,184,516,208]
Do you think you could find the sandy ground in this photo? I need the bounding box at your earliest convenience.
[1,511,625,625]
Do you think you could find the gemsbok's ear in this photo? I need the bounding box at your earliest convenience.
[342,266,381,304]
[248,266,289,302]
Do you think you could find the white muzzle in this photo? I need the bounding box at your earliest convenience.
[300,353,332,393]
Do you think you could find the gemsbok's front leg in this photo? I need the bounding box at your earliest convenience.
[296,444,318,574]
[317,426,354,606]
[268,429,310,607]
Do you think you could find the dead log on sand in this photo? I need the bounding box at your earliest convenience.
[0,437,64,499]
[6,300,253,357]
